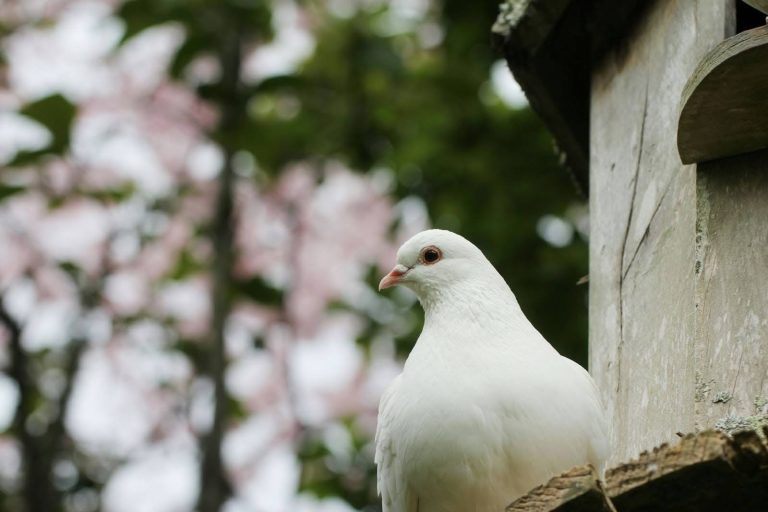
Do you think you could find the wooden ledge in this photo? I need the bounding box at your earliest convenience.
[508,427,768,511]
[505,465,614,512]
[677,25,768,164]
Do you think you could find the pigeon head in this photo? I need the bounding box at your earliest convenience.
[378,229,499,299]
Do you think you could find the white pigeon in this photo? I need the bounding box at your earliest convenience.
[375,229,610,512]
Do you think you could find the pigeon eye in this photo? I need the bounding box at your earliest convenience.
[420,246,442,265]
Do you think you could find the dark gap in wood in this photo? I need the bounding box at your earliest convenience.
[736,1,766,33]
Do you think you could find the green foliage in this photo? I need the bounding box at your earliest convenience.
[3,1,588,509]
[237,1,589,363]
[84,183,138,204]
[175,339,209,371]
[0,185,24,202]
[116,0,273,47]
[297,422,378,509]
[233,276,284,306]
[170,33,215,78]
[169,249,207,280]
[8,94,76,166]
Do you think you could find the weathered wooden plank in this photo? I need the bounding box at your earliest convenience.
[694,149,768,434]
[678,25,768,164]
[589,0,732,464]
[506,465,614,512]
[507,429,768,512]
[606,429,768,511]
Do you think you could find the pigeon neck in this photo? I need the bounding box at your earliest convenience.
[418,275,526,331]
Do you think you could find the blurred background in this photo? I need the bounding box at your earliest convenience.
[0,0,588,511]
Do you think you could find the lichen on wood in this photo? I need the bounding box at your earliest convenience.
[715,396,768,440]
[492,0,533,37]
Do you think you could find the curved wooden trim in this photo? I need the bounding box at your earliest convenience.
[677,25,768,164]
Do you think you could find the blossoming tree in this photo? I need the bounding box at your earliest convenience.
[0,1,587,511]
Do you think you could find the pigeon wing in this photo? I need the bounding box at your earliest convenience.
[375,375,418,512]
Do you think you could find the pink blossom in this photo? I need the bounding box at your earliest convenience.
[135,215,193,280]
[32,265,78,301]
[104,270,150,316]
[0,223,37,287]
[31,198,110,274]
[155,275,212,338]
[0,2,431,510]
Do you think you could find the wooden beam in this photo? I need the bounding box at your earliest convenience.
[506,428,768,511]
[606,429,768,511]
[678,25,768,164]
[589,0,732,465]
[506,465,615,512]
[694,150,768,438]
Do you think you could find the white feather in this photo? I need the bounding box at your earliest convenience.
[376,229,609,512]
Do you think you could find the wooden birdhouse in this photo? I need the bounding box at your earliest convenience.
[495,0,768,508]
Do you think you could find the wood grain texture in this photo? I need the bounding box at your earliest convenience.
[506,429,768,511]
[678,25,768,164]
[606,429,768,512]
[589,0,732,465]
[694,149,768,433]
[506,465,614,512]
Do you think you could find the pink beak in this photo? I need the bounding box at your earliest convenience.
[378,264,410,291]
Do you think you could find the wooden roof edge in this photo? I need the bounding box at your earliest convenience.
[492,0,650,197]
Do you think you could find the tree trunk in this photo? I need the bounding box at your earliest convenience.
[196,30,243,512]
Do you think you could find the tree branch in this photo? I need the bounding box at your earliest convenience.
[196,30,243,512]
[1,297,59,512]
